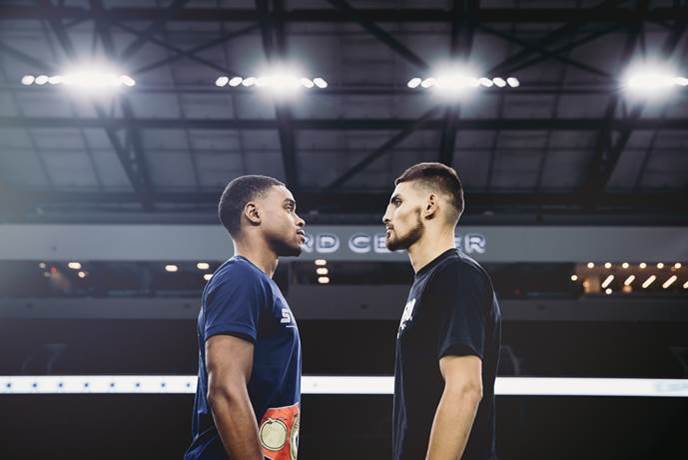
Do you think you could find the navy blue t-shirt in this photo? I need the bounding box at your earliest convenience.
[393,248,501,460]
[185,256,302,460]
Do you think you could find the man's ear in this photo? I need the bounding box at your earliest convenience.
[424,193,439,220]
[243,202,261,226]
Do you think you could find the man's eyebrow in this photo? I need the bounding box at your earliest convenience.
[284,198,296,206]
[389,193,401,203]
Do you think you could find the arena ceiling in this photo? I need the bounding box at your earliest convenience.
[0,0,687,223]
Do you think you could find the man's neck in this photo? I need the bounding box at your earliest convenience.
[407,229,456,274]
[233,238,279,278]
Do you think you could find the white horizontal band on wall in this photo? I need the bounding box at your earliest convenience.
[1,376,688,397]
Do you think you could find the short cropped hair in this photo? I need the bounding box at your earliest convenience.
[218,175,284,237]
[395,162,465,220]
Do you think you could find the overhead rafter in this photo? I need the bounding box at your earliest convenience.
[10,190,688,216]
[128,22,259,76]
[488,0,627,76]
[118,0,191,60]
[3,6,687,24]
[326,107,442,190]
[1,116,687,131]
[325,0,430,72]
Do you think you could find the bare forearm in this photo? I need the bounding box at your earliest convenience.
[209,387,263,460]
[425,390,481,460]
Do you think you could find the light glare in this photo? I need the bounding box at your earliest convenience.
[215,76,229,87]
[21,75,35,85]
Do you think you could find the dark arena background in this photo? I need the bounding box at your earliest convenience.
[1,1,687,459]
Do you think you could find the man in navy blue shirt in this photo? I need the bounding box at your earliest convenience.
[383,163,501,460]
[185,175,306,460]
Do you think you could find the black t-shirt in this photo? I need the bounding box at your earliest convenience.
[393,248,501,460]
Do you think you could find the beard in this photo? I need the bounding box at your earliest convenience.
[386,211,424,251]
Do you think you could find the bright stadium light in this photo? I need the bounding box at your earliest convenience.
[312,77,328,88]
[623,62,686,97]
[478,77,494,87]
[506,77,520,87]
[228,76,243,87]
[421,78,436,88]
[24,64,137,93]
[492,77,506,87]
[407,77,422,88]
[224,65,326,95]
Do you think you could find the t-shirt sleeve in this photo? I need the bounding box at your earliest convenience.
[203,265,267,343]
[433,262,489,360]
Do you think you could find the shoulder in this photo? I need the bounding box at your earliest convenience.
[207,258,269,295]
[431,252,492,290]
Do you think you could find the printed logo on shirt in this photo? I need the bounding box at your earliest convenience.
[259,403,300,460]
[397,298,416,338]
[280,308,293,324]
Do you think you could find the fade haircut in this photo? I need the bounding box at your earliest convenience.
[394,162,465,222]
[218,175,284,238]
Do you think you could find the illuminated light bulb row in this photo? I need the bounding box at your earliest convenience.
[216,75,328,89]
[572,273,685,290]
[21,74,135,87]
[625,74,688,90]
[314,259,330,284]
[407,76,520,89]
[585,262,681,269]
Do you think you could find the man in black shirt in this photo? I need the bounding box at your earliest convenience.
[382,162,501,460]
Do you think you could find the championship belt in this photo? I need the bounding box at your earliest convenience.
[258,402,300,460]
